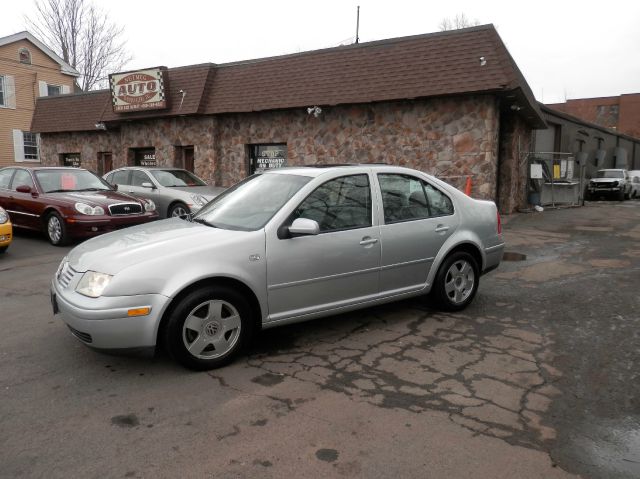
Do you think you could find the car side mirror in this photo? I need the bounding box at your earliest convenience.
[112,184,118,191]
[16,185,32,194]
[288,218,320,237]
[141,182,155,189]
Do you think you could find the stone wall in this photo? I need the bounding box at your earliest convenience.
[41,94,510,205]
[497,111,532,213]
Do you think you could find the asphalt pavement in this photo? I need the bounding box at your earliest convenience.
[0,202,638,478]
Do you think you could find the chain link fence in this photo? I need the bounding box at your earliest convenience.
[527,153,585,207]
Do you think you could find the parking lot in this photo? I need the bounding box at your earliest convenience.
[1,202,639,479]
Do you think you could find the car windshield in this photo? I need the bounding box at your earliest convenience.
[150,169,207,187]
[193,173,311,231]
[597,170,623,178]
[35,169,112,193]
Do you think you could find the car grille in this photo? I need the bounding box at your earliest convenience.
[108,203,143,216]
[67,325,93,343]
[57,262,78,288]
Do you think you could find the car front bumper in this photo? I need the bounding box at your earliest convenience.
[65,212,159,239]
[0,222,12,248]
[51,278,170,351]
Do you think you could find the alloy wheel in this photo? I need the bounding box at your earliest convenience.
[444,259,475,305]
[182,300,242,359]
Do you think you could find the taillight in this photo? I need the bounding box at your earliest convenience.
[497,210,502,235]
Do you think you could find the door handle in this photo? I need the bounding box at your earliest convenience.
[435,224,450,233]
[359,237,379,246]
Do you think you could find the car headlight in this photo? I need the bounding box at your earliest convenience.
[144,199,156,212]
[190,194,209,207]
[611,181,619,187]
[75,202,105,215]
[0,207,8,224]
[76,271,113,298]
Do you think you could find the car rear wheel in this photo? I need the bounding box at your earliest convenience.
[46,212,68,246]
[163,285,253,370]
[431,252,479,311]
[168,202,189,218]
[0,246,7,254]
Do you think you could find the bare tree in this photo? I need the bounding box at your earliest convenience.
[438,13,481,31]
[26,0,131,91]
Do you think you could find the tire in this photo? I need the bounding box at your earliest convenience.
[431,251,480,312]
[617,190,625,201]
[624,190,630,200]
[46,212,68,246]
[168,202,190,218]
[0,245,7,254]
[163,285,253,370]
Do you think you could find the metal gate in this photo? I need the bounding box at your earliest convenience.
[526,152,585,207]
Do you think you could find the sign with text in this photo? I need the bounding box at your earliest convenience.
[62,153,81,168]
[134,149,157,167]
[109,68,167,112]
[250,144,287,174]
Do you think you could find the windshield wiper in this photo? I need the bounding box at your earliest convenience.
[46,189,72,193]
[75,187,108,192]
[191,217,217,228]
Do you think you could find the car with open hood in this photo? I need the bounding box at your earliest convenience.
[51,165,504,370]
[0,167,158,245]
[104,167,225,218]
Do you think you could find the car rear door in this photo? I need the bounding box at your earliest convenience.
[375,173,458,294]
[265,173,381,321]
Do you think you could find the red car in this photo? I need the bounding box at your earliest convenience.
[0,167,158,245]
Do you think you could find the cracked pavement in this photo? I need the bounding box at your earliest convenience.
[1,203,638,478]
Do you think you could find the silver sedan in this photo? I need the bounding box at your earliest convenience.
[52,165,504,370]
[104,167,225,218]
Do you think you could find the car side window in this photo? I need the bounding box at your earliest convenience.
[378,174,431,224]
[0,169,15,189]
[424,182,454,216]
[293,174,372,232]
[11,169,34,191]
[111,170,130,185]
[131,170,151,187]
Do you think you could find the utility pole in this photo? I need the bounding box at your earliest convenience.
[355,6,360,44]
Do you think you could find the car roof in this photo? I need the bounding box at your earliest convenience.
[263,164,421,178]
[114,167,186,171]
[0,166,89,171]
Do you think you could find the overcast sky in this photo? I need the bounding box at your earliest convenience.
[1,0,639,104]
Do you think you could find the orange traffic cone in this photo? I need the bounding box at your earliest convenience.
[464,176,472,196]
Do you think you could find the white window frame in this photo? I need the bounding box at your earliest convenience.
[0,75,15,109]
[23,132,40,161]
[13,130,41,163]
[38,80,70,97]
[0,75,5,107]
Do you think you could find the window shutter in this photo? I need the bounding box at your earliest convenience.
[12,130,25,162]
[38,80,48,97]
[5,75,16,109]
[62,85,70,94]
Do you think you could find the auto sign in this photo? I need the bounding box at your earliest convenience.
[109,67,167,112]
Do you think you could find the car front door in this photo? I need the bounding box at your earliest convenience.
[7,169,41,230]
[376,173,458,294]
[265,173,381,322]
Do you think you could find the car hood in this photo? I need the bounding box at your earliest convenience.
[165,185,225,198]
[48,190,142,206]
[590,178,621,184]
[67,218,243,274]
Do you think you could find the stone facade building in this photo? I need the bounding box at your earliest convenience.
[32,25,545,213]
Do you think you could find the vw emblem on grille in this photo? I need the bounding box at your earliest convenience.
[204,321,220,337]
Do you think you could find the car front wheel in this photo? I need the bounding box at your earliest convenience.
[168,202,190,218]
[431,251,479,311]
[163,285,253,370]
[46,212,68,246]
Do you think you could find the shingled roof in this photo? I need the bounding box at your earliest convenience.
[32,24,545,133]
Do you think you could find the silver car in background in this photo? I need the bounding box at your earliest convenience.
[104,167,225,218]
[52,165,504,370]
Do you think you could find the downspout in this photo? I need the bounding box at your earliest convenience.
[495,97,503,211]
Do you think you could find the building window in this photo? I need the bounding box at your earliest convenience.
[0,75,5,106]
[248,143,288,174]
[132,148,156,166]
[47,84,62,96]
[18,48,31,64]
[60,153,81,168]
[23,132,40,161]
